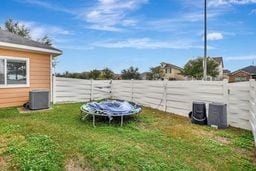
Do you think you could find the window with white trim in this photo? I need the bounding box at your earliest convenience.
[234,77,247,82]
[0,57,29,87]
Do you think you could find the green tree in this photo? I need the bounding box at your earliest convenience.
[79,72,89,79]
[55,71,89,79]
[182,57,219,79]
[121,66,140,80]
[2,19,31,39]
[100,68,114,80]
[37,35,53,46]
[55,73,63,77]
[88,69,101,80]
[146,66,165,80]
[63,71,71,78]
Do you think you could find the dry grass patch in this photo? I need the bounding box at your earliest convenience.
[65,155,93,171]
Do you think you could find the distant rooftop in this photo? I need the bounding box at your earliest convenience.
[212,57,224,67]
[223,69,231,74]
[231,65,256,75]
[240,65,256,75]
[160,62,183,70]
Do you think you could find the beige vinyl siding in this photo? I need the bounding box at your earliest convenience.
[0,48,51,108]
[164,68,184,80]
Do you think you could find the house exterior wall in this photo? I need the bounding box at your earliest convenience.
[229,71,251,82]
[223,73,229,80]
[163,67,184,80]
[217,62,224,80]
[0,48,51,108]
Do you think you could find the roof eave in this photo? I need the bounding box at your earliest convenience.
[0,41,62,57]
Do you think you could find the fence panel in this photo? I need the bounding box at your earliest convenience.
[166,81,224,117]
[228,82,251,130]
[112,80,225,117]
[111,80,133,101]
[111,80,166,110]
[54,77,111,103]
[93,80,111,100]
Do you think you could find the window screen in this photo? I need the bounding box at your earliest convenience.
[7,59,27,84]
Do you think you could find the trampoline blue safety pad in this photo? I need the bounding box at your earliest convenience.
[80,100,142,126]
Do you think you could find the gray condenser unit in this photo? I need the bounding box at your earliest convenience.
[29,90,50,110]
[208,103,227,129]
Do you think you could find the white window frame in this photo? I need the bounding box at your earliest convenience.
[0,56,30,88]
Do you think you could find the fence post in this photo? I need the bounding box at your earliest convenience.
[52,75,56,104]
[254,79,256,135]
[131,79,134,102]
[90,79,94,101]
[163,80,168,112]
[250,79,256,101]
[110,79,113,99]
[223,79,229,124]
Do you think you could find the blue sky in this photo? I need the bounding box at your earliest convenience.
[1,0,256,73]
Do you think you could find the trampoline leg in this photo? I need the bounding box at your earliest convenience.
[81,113,88,121]
[93,114,96,127]
[80,111,83,120]
[121,115,123,127]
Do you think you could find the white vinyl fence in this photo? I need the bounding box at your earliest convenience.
[53,77,111,103]
[111,80,225,118]
[249,80,256,142]
[53,77,256,133]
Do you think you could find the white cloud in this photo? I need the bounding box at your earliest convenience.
[92,38,210,49]
[20,21,71,40]
[250,9,256,14]
[208,0,229,7]
[182,0,256,9]
[225,55,256,61]
[208,0,256,7]
[15,0,75,14]
[231,0,256,4]
[143,10,221,34]
[87,25,122,32]
[122,19,137,26]
[207,32,224,41]
[80,0,148,31]
[58,45,94,50]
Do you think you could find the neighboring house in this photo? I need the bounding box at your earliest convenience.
[212,57,224,80]
[0,30,62,108]
[140,72,149,80]
[160,62,184,80]
[229,65,256,82]
[114,74,122,80]
[223,69,231,80]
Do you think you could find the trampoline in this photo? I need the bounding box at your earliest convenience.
[80,100,142,126]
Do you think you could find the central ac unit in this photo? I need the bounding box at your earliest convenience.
[29,90,50,110]
[208,103,227,129]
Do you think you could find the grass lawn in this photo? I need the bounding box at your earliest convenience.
[0,103,255,170]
